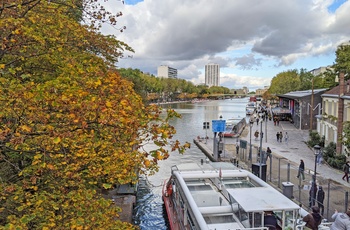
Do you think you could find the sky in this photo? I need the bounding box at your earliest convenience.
[101,0,350,91]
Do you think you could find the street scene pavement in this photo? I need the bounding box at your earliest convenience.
[195,117,350,220]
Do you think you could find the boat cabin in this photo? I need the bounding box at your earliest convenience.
[163,162,308,230]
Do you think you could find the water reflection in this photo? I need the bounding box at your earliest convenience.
[133,98,248,229]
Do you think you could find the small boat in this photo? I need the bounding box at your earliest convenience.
[246,102,257,115]
[162,162,332,230]
[222,117,246,138]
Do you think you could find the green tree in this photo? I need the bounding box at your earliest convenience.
[268,69,301,94]
[333,42,350,78]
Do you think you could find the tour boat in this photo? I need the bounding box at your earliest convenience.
[222,117,246,138]
[246,102,257,115]
[162,162,332,230]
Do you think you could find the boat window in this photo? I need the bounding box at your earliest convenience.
[188,184,212,191]
[204,215,236,224]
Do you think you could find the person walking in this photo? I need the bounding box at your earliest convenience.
[284,132,288,143]
[330,209,350,230]
[279,132,283,143]
[276,132,280,142]
[302,206,322,230]
[342,161,350,182]
[256,117,260,125]
[297,159,305,180]
[236,144,239,155]
[316,186,325,216]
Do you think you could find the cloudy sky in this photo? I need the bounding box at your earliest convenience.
[101,0,350,91]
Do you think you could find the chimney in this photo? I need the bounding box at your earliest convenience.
[336,72,345,155]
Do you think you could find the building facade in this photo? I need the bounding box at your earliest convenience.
[157,65,178,78]
[205,63,220,87]
[276,89,327,130]
[317,77,350,154]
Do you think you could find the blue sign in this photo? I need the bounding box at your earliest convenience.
[212,120,226,132]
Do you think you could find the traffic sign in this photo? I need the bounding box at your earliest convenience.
[212,120,226,132]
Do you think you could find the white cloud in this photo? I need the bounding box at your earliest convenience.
[101,0,350,90]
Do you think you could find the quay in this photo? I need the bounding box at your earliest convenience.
[194,119,350,220]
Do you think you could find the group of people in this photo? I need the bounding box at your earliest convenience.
[297,159,325,216]
[303,206,350,230]
[276,131,288,143]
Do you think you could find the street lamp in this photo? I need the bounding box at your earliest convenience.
[249,119,254,160]
[259,112,264,179]
[312,145,321,205]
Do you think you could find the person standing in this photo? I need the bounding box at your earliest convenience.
[254,130,259,141]
[297,159,305,180]
[279,131,283,142]
[342,161,350,182]
[276,132,280,142]
[309,181,318,207]
[302,206,322,230]
[236,144,239,155]
[256,117,260,125]
[284,132,289,143]
[330,209,350,230]
[266,147,272,161]
[316,186,325,216]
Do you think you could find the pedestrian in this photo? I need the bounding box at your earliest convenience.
[309,181,318,207]
[254,130,259,141]
[236,144,239,155]
[266,147,272,161]
[330,209,350,230]
[256,117,260,125]
[284,132,288,143]
[316,186,325,216]
[279,131,283,142]
[273,118,276,126]
[276,118,280,126]
[263,211,278,229]
[302,206,322,230]
[297,159,305,180]
[260,132,264,140]
[276,132,280,142]
[342,161,350,182]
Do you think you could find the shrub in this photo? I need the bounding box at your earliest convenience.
[307,131,322,147]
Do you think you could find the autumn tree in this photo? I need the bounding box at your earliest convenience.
[0,0,188,229]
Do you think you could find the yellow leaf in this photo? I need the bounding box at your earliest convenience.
[95,79,102,86]
[20,125,32,132]
[106,101,112,108]
[0,64,5,69]
[53,137,61,144]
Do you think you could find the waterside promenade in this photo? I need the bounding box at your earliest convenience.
[194,119,350,220]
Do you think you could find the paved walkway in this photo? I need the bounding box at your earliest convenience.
[201,118,350,188]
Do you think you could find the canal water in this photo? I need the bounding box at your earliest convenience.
[133,98,249,229]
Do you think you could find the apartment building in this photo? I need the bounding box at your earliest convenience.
[157,65,178,78]
[205,63,220,87]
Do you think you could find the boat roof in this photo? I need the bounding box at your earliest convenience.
[172,162,300,213]
[227,185,299,212]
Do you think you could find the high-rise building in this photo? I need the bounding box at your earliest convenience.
[205,63,220,87]
[157,65,178,78]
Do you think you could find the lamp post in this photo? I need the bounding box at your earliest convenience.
[249,119,254,160]
[312,145,321,206]
[259,112,264,179]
